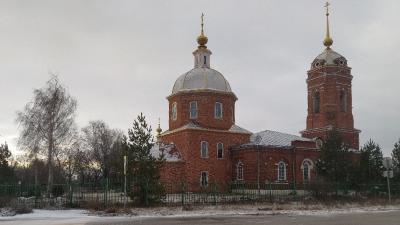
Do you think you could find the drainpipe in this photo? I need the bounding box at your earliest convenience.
[292,147,297,190]
[257,147,260,195]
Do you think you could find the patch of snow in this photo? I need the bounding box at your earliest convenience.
[244,130,313,147]
[150,143,182,162]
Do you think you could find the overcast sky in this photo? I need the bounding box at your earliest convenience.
[0,0,399,156]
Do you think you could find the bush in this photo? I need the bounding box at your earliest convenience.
[51,185,64,197]
[13,205,33,215]
[82,200,104,211]
[0,197,13,207]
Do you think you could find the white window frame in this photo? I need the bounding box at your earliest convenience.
[236,162,244,181]
[200,141,208,158]
[171,102,177,121]
[200,171,209,187]
[189,101,198,119]
[216,142,224,159]
[277,161,287,182]
[215,102,223,119]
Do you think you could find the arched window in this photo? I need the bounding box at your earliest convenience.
[200,141,208,158]
[189,101,198,119]
[277,161,286,182]
[340,90,347,112]
[215,102,223,119]
[216,142,224,159]
[303,162,310,182]
[236,162,244,180]
[171,102,177,121]
[313,91,320,114]
[301,159,314,183]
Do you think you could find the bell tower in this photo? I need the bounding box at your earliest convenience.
[300,2,360,149]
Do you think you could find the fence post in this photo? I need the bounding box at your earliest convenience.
[269,182,272,201]
[181,182,186,206]
[104,178,109,208]
[69,182,73,207]
[212,182,217,206]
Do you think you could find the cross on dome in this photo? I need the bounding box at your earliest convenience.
[197,13,208,48]
[323,2,333,48]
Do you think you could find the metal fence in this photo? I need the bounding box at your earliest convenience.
[1,181,400,208]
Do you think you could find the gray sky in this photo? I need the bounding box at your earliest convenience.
[0,0,399,156]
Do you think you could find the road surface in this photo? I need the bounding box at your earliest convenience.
[1,209,399,225]
[87,210,400,225]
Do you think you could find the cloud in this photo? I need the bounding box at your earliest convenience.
[0,0,399,156]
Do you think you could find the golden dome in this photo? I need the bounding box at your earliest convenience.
[197,34,208,47]
[323,36,333,48]
[156,118,162,141]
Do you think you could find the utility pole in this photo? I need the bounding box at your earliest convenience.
[124,155,127,208]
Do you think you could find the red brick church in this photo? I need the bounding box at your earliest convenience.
[152,6,360,189]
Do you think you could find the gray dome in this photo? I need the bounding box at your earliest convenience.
[312,48,347,68]
[172,67,232,94]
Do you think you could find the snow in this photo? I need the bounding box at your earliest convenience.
[1,205,400,225]
[244,130,313,147]
[150,142,182,162]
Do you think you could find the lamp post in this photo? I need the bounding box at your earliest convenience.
[124,155,127,208]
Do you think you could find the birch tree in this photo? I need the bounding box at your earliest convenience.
[16,75,77,194]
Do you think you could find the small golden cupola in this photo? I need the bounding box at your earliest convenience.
[156,118,162,142]
[197,13,208,48]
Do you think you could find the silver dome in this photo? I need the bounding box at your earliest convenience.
[311,48,347,68]
[172,67,232,94]
[315,48,346,66]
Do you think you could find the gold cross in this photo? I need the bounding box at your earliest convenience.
[201,13,204,34]
[324,2,330,15]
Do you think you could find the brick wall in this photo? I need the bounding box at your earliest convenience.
[303,65,360,149]
[231,144,320,184]
[167,91,237,130]
[160,128,250,190]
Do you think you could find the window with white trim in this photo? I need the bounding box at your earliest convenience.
[215,102,223,119]
[278,161,286,182]
[171,102,177,121]
[200,141,208,158]
[236,162,244,180]
[216,142,224,159]
[189,101,198,119]
[200,171,208,187]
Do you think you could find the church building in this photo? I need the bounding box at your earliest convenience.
[152,5,360,190]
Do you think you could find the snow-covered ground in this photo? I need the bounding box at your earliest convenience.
[1,205,400,225]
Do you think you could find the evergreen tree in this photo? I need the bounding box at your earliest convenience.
[359,139,384,183]
[126,113,164,206]
[316,130,354,186]
[392,139,400,181]
[0,142,15,183]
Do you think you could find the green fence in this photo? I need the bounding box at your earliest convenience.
[1,181,400,208]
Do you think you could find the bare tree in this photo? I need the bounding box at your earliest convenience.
[16,75,77,194]
[81,120,123,180]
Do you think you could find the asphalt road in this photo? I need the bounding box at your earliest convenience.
[87,210,400,225]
